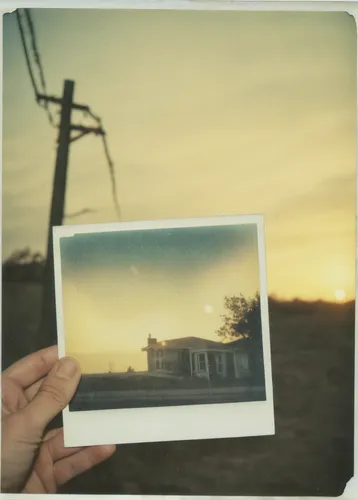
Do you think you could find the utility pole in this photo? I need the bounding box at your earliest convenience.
[38,79,105,345]
[40,79,74,345]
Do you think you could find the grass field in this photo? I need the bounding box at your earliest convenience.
[1,282,354,496]
[69,366,266,410]
[70,385,266,411]
[75,371,253,392]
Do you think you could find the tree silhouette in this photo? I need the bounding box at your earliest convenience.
[216,292,265,384]
[2,248,45,283]
[216,292,261,340]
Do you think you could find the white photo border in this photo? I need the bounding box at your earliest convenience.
[53,214,275,447]
[0,1,357,499]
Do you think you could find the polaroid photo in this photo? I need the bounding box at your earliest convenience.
[2,2,356,497]
[53,214,274,447]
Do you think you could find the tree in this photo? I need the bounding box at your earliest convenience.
[2,248,45,283]
[216,292,264,384]
[216,292,261,341]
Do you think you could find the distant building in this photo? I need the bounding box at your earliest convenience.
[142,335,250,380]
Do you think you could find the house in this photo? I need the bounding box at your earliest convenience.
[142,335,250,380]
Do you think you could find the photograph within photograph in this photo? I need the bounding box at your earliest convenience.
[57,219,269,412]
[2,6,355,496]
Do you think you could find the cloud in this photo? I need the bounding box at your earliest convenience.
[59,223,258,280]
[269,173,355,220]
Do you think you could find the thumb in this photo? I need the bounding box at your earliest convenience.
[23,357,81,433]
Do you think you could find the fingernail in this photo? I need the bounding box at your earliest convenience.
[56,358,79,379]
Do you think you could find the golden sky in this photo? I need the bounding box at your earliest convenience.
[60,224,260,372]
[3,10,357,310]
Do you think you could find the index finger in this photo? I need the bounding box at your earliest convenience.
[3,346,59,389]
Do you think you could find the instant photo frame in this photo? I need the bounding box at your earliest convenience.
[1,1,357,500]
[53,215,274,447]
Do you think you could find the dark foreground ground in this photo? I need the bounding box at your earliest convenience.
[69,372,266,410]
[70,384,266,411]
[2,282,354,496]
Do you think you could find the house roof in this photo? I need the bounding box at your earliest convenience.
[228,337,250,346]
[142,336,232,351]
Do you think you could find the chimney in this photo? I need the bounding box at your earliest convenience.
[148,334,157,345]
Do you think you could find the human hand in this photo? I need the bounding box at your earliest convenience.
[1,346,116,493]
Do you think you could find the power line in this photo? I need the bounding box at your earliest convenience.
[85,108,122,220]
[101,133,121,220]
[65,208,97,219]
[15,10,39,101]
[68,107,121,220]
[24,10,46,93]
[24,9,55,126]
[16,9,56,127]
[16,8,122,221]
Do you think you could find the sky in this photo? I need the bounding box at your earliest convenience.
[2,9,357,304]
[60,223,260,372]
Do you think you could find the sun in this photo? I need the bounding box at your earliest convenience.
[204,304,214,314]
[334,289,346,302]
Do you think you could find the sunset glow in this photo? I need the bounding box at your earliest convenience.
[334,289,346,302]
[3,10,356,306]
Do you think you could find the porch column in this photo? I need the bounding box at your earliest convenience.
[189,350,193,377]
[205,352,209,379]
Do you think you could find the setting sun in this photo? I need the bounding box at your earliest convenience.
[334,289,346,302]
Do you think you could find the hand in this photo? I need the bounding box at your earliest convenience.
[1,346,116,493]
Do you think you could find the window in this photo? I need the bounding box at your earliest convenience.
[216,354,224,374]
[197,353,206,372]
[156,360,160,369]
[237,353,249,373]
